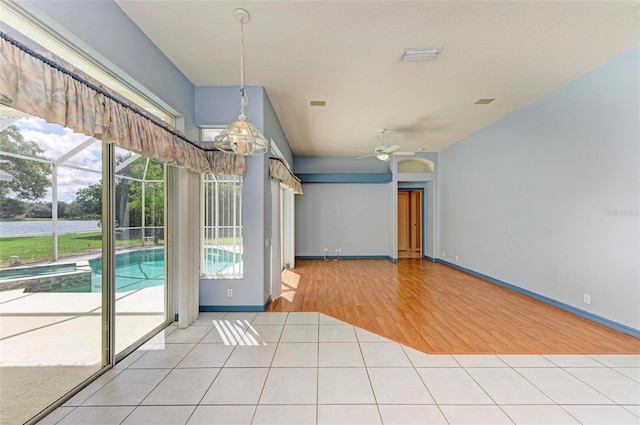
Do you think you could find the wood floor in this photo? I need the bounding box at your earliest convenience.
[267,258,640,354]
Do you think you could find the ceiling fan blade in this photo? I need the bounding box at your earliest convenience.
[383,145,401,153]
[355,154,376,159]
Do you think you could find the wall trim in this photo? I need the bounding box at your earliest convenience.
[298,173,392,183]
[200,296,272,313]
[436,259,640,339]
[423,255,436,262]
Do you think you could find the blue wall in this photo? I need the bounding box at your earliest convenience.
[439,46,640,331]
[296,182,392,257]
[294,156,392,258]
[195,86,264,131]
[294,154,439,259]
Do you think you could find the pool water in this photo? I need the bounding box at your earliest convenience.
[54,248,241,293]
[203,248,242,276]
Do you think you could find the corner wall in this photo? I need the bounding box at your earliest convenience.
[263,89,294,167]
[196,86,268,308]
[195,86,296,309]
[439,47,640,331]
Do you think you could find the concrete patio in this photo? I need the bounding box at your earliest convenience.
[0,284,165,425]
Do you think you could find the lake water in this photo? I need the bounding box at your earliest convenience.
[0,220,101,237]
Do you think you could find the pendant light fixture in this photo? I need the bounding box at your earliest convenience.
[214,8,268,156]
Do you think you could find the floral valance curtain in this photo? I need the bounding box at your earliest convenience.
[269,157,303,194]
[0,33,245,176]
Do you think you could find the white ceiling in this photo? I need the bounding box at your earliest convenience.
[115,1,640,157]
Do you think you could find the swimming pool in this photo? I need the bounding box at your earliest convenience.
[53,247,242,293]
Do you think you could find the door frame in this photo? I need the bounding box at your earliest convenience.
[397,187,425,258]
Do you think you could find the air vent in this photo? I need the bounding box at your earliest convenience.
[474,98,495,105]
[310,101,326,106]
[401,48,440,62]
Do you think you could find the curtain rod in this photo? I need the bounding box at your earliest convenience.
[269,156,301,183]
[0,31,204,151]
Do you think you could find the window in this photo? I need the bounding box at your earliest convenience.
[270,138,291,168]
[202,174,243,277]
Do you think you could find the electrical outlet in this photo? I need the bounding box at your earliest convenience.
[583,293,591,305]
[442,251,446,257]
[323,248,329,254]
[337,248,342,254]
[227,288,233,297]
[455,255,459,261]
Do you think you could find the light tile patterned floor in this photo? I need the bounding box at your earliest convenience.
[39,313,640,424]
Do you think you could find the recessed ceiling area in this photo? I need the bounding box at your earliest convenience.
[114,1,640,157]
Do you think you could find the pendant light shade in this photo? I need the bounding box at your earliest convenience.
[214,8,268,156]
[214,112,268,156]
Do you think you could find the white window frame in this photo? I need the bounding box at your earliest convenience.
[201,173,243,278]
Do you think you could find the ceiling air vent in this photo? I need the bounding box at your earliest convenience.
[474,98,495,105]
[310,101,326,106]
[401,48,440,62]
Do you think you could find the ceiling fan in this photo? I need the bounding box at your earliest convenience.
[356,129,404,161]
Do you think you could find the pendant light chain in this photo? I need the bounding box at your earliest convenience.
[214,8,268,156]
[239,17,248,118]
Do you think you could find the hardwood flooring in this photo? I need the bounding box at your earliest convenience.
[267,258,640,354]
[397,251,421,258]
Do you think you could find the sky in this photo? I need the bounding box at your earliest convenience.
[12,117,103,202]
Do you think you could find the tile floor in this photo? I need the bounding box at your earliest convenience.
[38,312,640,424]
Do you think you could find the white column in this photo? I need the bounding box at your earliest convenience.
[270,180,281,299]
[51,165,58,261]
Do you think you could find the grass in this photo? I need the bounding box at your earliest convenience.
[0,232,163,267]
[204,238,243,245]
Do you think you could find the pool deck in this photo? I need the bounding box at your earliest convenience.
[0,280,165,425]
[0,245,245,424]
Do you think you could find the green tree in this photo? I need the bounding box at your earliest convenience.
[66,201,85,218]
[26,202,52,218]
[75,183,102,217]
[74,154,165,243]
[0,198,27,218]
[117,156,164,243]
[56,201,69,218]
[0,125,51,202]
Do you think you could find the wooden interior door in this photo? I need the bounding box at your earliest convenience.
[397,191,409,251]
[410,190,421,252]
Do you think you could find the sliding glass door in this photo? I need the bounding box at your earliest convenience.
[0,114,171,424]
[0,8,174,422]
[113,148,167,355]
[0,114,104,425]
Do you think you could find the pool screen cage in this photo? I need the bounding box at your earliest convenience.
[202,173,243,277]
[0,114,165,264]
